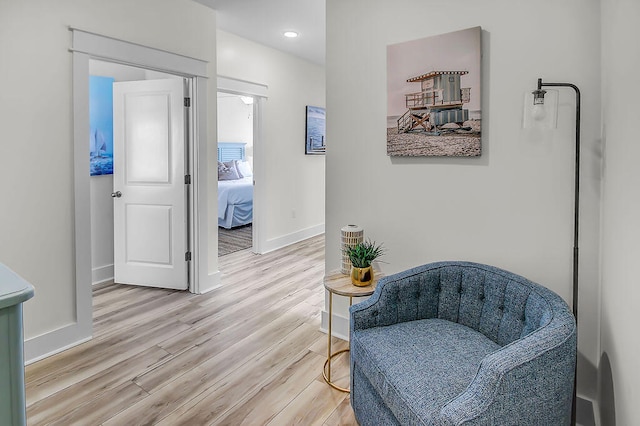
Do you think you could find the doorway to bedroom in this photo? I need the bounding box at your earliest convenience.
[217,91,255,256]
[89,59,192,286]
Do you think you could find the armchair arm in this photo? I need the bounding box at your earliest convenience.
[439,306,576,425]
[350,263,444,333]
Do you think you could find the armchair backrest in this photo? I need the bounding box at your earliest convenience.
[372,261,572,346]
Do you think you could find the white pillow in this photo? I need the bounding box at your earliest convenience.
[235,160,253,178]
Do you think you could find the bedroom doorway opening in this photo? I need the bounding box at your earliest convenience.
[217,91,255,256]
[89,59,193,287]
[216,76,268,256]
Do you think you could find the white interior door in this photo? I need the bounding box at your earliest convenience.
[112,79,188,290]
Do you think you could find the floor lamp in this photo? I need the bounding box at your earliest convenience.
[525,77,581,425]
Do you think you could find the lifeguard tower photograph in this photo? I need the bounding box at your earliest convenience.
[387,26,482,157]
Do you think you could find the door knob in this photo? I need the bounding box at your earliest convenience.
[111,191,122,198]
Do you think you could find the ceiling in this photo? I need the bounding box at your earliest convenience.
[194,0,326,66]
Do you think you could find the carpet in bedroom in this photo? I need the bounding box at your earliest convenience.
[218,224,252,256]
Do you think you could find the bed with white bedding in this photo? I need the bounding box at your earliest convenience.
[218,176,253,228]
[218,142,253,229]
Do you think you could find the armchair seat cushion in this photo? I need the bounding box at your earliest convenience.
[352,319,500,424]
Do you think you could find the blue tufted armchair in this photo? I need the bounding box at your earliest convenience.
[350,261,576,425]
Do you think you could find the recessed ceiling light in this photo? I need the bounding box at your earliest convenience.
[283,31,299,38]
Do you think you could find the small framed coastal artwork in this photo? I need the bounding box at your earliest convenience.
[305,105,326,155]
[387,26,482,157]
[89,75,115,175]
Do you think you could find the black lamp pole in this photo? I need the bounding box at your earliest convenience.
[535,77,581,426]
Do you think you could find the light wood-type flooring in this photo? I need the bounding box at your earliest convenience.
[25,234,358,425]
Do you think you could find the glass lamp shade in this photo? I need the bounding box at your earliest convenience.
[523,89,558,129]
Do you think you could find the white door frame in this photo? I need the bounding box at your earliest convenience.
[217,76,268,254]
[24,28,210,362]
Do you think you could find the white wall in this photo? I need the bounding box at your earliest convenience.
[217,93,254,161]
[325,0,602,399]
[0,0,216,352]
[89,175,115,284]
[600,0,640,424]
[217,30,326,247]
[90,60,146,81]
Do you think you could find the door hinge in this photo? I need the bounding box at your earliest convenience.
[185,174,191,184]
[185,251,192,262]
[184,97,191,107]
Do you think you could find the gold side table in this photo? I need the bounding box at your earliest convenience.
[323,269,383,393]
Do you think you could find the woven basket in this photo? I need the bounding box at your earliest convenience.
[341,225,364,275]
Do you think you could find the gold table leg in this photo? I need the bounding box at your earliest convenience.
[322,293,352,393]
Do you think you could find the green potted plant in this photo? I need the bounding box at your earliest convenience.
[344,240,385,286]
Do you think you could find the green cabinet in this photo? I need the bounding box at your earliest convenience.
[0,265,34,426]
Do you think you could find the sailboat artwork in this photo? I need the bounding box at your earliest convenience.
[90,127,113,175]
[89,75,115,176]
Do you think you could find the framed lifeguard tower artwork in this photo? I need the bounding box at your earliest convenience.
[387,27,482,157]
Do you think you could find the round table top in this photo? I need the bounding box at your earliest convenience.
[323,269,385,297]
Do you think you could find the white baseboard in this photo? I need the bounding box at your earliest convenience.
[320,309,350,341]
[92,264,114,286]
[24,322,92,365]
[260,223,325,254]
[196,271,221,294]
